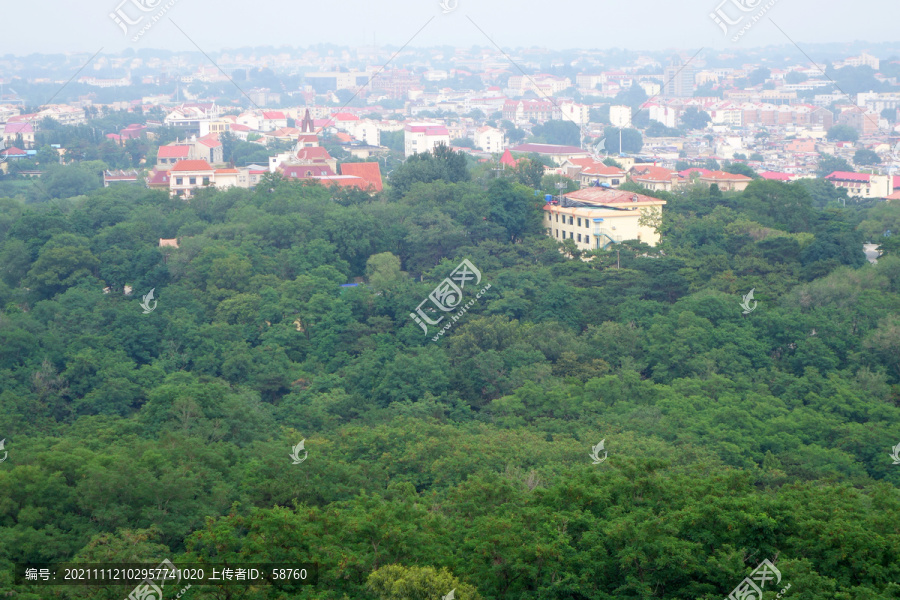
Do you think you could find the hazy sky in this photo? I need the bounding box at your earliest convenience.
[0,0,896,56]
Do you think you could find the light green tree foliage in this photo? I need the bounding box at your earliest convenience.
[368,565,482,600]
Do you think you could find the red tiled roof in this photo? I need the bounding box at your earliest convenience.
[157,145,191,158]
[311,175,369,189]
[171,160,214,171]
[262,111,286,120]
[296,146,333,161]
[146,169,170,185]
[631,166,676,181]
[582,165,625,176]
[678,168,712,177]
[559,188,667,205]
[268,127,299,136]
[500,148,517,167]
[759,171,794,181]
[701,170,753,181]
[0,146,26,157]
[407,124,450,136]
[340,162,383,192]
[332,112,360,121]
[214,168,239,174]
[280,165,336,178]
[4,122,33,134]
[825,171,871,182]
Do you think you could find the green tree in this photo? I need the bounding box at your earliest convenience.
[853,147,881,166]
[816,153,854,178]
[366,252,405,292]
[605,127,643,153]
[368,565,482,600]
[530,120,581,146]
[827,124,859,142]
[681,107,711,130]
[512,157,545,189]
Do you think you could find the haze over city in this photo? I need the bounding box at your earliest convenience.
[2,0,899,54]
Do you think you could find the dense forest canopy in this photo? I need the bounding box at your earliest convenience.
[0,151,899,599]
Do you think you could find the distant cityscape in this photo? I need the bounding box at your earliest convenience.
[2,45,900,202]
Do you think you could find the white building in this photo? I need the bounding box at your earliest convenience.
[610,105,632,128]
[404,123,451,157]
[474,126,505,153]
[647,104,678,128]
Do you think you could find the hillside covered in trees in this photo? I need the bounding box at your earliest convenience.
[0,154,899,600]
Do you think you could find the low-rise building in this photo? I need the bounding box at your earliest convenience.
[629,165,680,191]
[103,170,140,186]
[825,171,894,199]
[698,170,753,192]
[156,144,192,169]
[543,188,666,250]
[169,160,215,198]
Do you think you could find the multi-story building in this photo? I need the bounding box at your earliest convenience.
[506,74,571,97]
[164,103,219,134]
[502,99,559,123]
[629,165,680,192]
[610,105,632,128]
[2,122,35,148]
[169,160,215,197]
[304,70,370,92]
[663,56,695,98]
[578,164,626,188]
[698,171,753,192]
[542,188,666,250]
[837,108,882,136]
[474,126,505,153]
[825,171,893,199]
[404,123,451,157]
[835,51,880,70]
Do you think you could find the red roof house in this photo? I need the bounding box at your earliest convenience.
[339,162,383,192]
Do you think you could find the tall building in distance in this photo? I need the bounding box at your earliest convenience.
[664,55,696,98]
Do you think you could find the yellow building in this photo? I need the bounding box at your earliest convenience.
[543,188,666,250]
